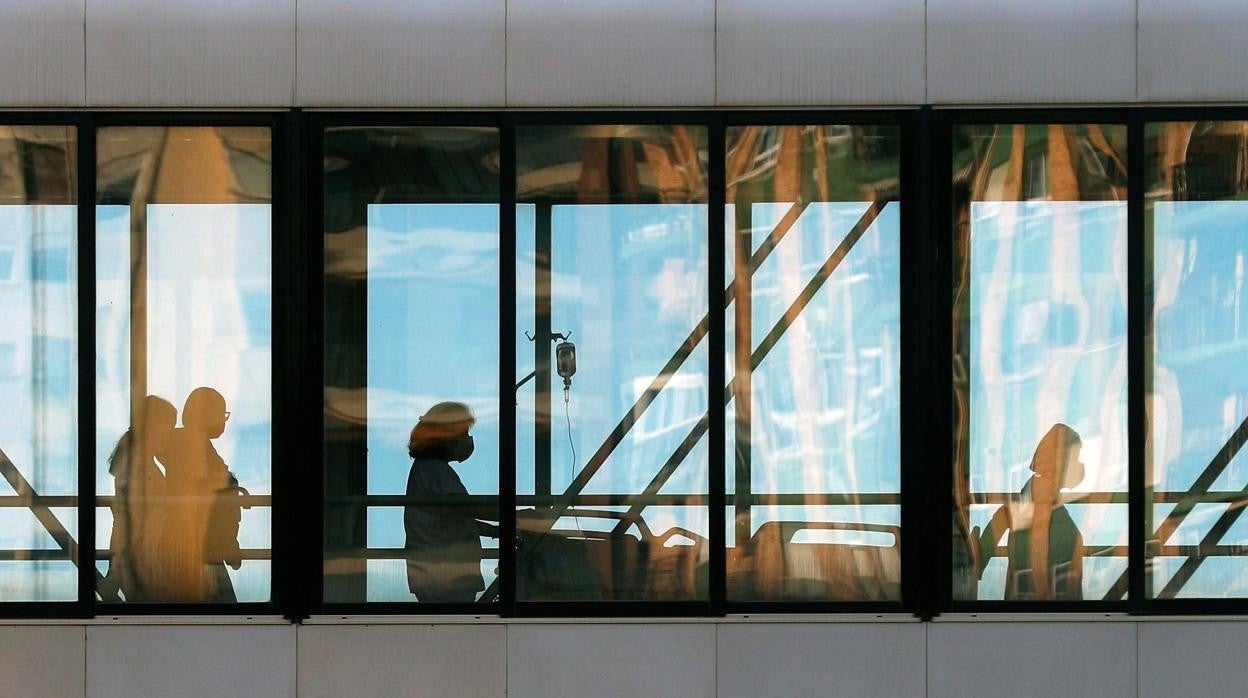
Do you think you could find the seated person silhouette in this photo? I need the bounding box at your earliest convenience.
[976,423,1086,600]
[155,387,244,602]
[105,395,176,602]
[404,401,485,603]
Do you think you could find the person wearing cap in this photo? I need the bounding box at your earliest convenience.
[404,401,486,602]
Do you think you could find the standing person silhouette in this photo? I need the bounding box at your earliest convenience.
[404,402,485,603]
[105,395,176,601]
[976,423,1087,600]
[155,387,243,602]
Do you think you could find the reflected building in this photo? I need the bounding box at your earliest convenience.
[1147,121,1248,598]
[0,126,78,602]
[951,123,1129,601]
[513,124,712,602]
[724,124,902,602]
[322,126,502,603]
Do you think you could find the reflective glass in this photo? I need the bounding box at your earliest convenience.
[0,125,78,602]
[515,125,709,601]
[1147,121,1248,598]
[725,125,902,601]
[951,124,1129,601]
[322,126,500,603]
[96,126,272,602]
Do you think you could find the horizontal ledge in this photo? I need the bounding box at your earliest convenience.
[932,613,1248,623]
[8,613,1248,626]
[302,613,922,625]
[0,615,290,626]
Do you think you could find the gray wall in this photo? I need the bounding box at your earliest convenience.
[1,0,1247,107]
[2,2,1246,697]
[3,618,1247,697]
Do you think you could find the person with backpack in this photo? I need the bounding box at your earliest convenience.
[975,423,1087,600]
[155,387,244,602]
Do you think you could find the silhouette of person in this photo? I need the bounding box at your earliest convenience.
[105,395,176,601]
[154,387,244,602]
[404,401,485,603]
[976,423,1087,600]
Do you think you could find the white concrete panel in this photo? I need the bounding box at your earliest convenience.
[716,0,924,106]
[297,0,504,107]
[718,623,925,698]
[506,0,714,107]
[927,0,1136,104]
[86,0,295,106]
[928,622,1136,698]
[85,625,294,698]
[507,624,715,697]
[298,625,506,698]
[1138,622,1248,698]
[0,626,85,698]
[1139,0,1248,101]
[0,1,85,106]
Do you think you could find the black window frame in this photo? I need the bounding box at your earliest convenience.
[935,107,1248,616]
[0,111,88,620]
[307,110,506,618]
[1,107,1246,620]
[934,108,1134,614]
[1128,106,1248,615]
[0,111,294,619]
[719,110,924,617]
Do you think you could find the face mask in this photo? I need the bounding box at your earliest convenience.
[450,435,475,462]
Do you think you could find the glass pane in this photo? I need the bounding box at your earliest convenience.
[1147,121,1248,598]
[515,125,709,601]
[951,124,1129,602]
[96,126,272,603]
[724,125,902,602]
[0,125,78,602]
[323,126,500,603]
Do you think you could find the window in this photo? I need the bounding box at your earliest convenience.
[0,125,77,602]
[322,124,501,604]
[514,124,710,602]
[95,126,273,603]
[951,123,1129,602]
[8,109,1248,618]
[725,124,902,602]
[1146,120,1248,599]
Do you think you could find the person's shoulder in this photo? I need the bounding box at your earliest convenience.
[408,457,453,480]
[107,429,136,474]
[410,457,466,487]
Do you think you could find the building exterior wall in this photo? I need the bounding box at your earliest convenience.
[0,0,1246,107]
[4,618,1248,697]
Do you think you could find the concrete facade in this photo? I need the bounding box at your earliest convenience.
[3,618,1246,697]
[1,2,1247,697]
[0,0,1244,107]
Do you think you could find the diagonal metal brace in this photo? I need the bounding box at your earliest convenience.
[0,446,118,601]
[1103,414,1248,600]
[596,199,889,537]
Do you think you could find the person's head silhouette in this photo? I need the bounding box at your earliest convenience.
[140,395,177,453]
[182,387,229,439]
[408,402,475,463]
[1029,423,1085,496]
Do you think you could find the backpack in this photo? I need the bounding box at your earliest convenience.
[204,471,248,569]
